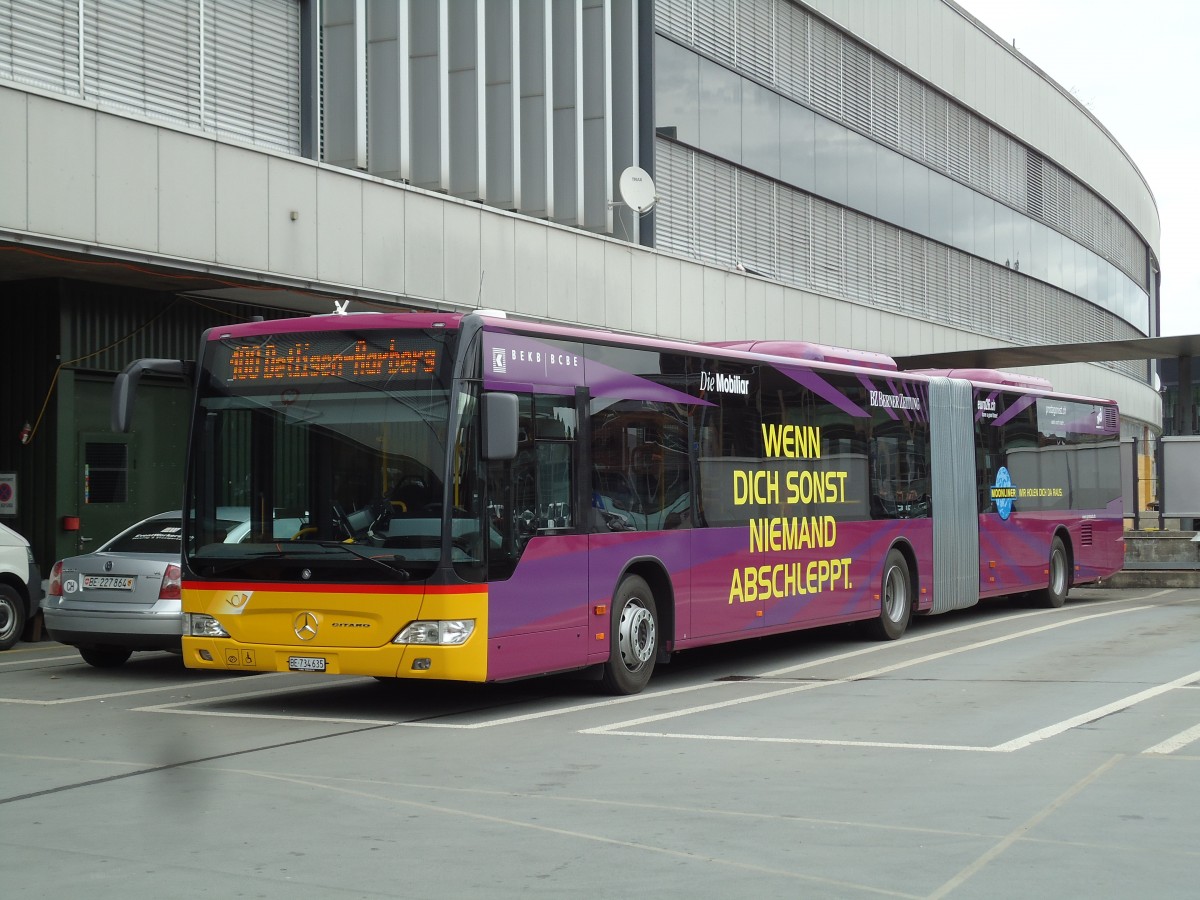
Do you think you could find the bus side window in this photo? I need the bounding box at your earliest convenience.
[591,401,691,531]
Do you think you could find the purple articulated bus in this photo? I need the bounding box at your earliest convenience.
[113,310,1124,694]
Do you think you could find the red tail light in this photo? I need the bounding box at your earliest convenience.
[48,561,63,597]
[159,564,182,600]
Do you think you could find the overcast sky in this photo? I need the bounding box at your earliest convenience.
[958,0,1199,336]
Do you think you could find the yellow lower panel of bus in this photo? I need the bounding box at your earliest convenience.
[181,584,488,682]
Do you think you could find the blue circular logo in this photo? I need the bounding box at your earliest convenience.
[992,466,1014,520]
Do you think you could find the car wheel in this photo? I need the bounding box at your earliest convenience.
[79,647,133,668]
[0,584,26,651]
[600,575,658,695]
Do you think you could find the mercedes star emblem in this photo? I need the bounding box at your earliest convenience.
[293,611,319,641]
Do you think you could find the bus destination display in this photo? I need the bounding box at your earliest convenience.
[216,336,441,387]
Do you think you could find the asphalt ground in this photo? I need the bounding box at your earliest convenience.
[1,586,1198,899]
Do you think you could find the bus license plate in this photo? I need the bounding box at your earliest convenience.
[288,656,327,672]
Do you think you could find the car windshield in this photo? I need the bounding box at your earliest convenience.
[186,327,459,582]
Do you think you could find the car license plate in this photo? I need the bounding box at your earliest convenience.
[288,656,327,672]
[82,575,136,590]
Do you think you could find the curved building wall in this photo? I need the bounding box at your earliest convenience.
[648,0,1159,429]
[813,0,1160,251]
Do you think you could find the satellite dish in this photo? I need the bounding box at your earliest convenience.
[618,166,658,214]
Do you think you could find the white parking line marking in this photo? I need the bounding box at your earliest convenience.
[402,680,735,729]
[928,754,1124,899]
[0,673,289,705]
[584,605,1148,739]
[993,669,1200,751]
[1143,723,1200,755]
[133,678,386,724]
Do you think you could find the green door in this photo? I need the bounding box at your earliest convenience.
[69,378,190,554]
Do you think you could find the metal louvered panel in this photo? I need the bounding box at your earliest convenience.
[843,209,872,303]
[841,40,870,133]
[968,118,991,189]
[653,138,699,258]
[692,0,734,65]
[774,0,808,103]
[809,199,843,295]
[925,91,948,174]
[84,0,201,126]
[205,0,301,153]
[734,0,774,85]
[897,77,924,158]
[807,17,841,120]
[946,253,972,330]
[654,0,692,42]
[869,55,898,147]
[872,220,901,311]
[736,170,777,279]
[0,0,78,92]
[926,242,950,323]
[694,151,736,265]
[946,103,971,183]
[899,230,926,316]
[776,189,811,289]
[929,377,979,614]
[992,131,1019,208]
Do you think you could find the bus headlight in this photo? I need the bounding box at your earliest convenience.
[183,613,230,638]
[393,620,475,645]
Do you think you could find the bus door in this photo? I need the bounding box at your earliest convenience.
[485,392,589,679]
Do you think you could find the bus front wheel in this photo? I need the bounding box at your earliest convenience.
[1040,536,1070,608]
[866,548,912,641]
[601,575,658,695]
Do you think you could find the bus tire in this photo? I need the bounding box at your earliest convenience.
[1040,536,1070,608]
[0,584,26,651]
[601,575,658,695]
[866,548,912,641]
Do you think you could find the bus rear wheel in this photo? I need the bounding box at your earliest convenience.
[601,575,658,695]
[1040,536,1070,608]
[866,548,912,641]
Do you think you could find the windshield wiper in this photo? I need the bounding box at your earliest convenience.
[314,541,411,580]
[192,542,412,581]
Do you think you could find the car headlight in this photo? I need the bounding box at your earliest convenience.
[183,613,230,638]
[392,620,475,645]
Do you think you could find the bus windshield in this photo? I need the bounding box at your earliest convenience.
[185,325,460,582]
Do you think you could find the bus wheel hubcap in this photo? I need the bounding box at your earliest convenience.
[884,567,906,621]
[618,601,655,670]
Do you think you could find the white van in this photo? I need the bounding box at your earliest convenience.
[0,521,42,651]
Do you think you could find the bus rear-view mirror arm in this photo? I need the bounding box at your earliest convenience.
[482,391,519,461]
[111,358,195,433]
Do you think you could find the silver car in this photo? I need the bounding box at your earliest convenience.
[42,509,302,668]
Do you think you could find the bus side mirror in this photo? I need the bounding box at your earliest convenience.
[111,358,194,433]
[483,392,519,461]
